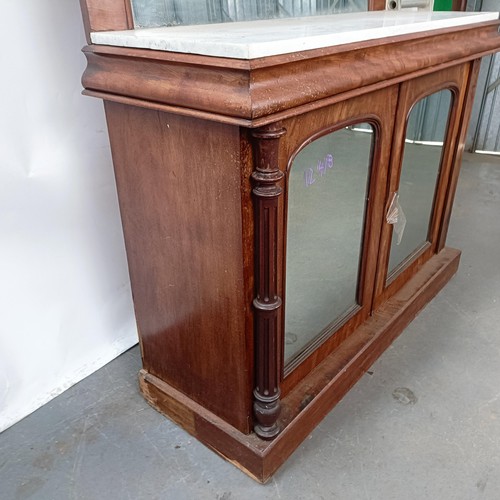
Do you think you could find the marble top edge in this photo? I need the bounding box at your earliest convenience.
[90,11,500,60]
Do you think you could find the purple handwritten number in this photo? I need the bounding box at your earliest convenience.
[304,153,333,187]
[304,167,316,187]
[317,159,326,177]
[326,154,334,169]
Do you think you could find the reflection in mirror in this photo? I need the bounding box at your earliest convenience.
[131,0,368,28]
[388,89,452,275]
[285,125,373,365]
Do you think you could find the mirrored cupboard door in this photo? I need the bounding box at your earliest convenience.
[281,64,472,390]
[374,64,471,308]
[280,86,398,392]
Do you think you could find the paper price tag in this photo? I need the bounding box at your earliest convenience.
[386,192,407,245]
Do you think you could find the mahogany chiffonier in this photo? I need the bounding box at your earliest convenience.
[78,2,500,482]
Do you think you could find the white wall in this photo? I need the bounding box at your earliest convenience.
[0,1,138,432]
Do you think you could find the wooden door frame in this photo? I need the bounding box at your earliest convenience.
[278,86,399,395]
[373,63,472,309]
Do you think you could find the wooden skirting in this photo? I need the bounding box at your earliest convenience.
[139,247,461,483]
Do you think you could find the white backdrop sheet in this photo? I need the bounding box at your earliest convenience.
[0,1,138,432]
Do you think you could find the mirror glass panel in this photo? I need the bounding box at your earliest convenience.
[285,124,374,365]
[131,0,368,28]
[388,89,452,275]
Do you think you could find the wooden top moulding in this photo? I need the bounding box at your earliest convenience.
[82,15,500,127]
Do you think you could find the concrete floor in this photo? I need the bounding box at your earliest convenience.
[1,152,500,500]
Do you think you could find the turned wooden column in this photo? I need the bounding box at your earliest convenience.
[251,123,286,439]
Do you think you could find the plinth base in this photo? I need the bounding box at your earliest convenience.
[139,247,461,483]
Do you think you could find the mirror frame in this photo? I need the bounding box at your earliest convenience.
[372,63,470,312]
[283,117,378,375]
[386,88,455,280]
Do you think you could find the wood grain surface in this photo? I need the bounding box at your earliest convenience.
[80,0,133,40]
[280,86,399,394]
[373,64,470,308]
[139,248,461,483]
[82,21,500,125]
[104,102,253,432]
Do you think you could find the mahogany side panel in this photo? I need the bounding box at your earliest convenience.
[104,102,252,433]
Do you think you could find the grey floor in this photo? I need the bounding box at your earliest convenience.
[1,152,500,500]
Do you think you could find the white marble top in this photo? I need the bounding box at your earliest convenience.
[91,11,499,60]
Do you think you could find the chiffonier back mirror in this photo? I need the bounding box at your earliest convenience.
[78,0,500,483]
